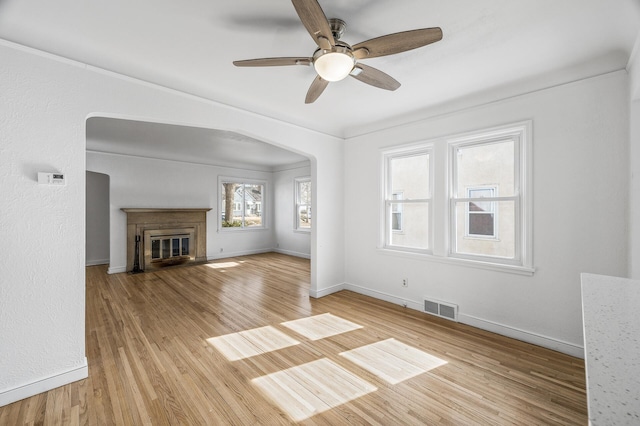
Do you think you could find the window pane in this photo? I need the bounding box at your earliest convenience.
[295,179,312,230]
[298,181,311,204]
[391,153,430,199]
[298,205,311,229]
[244,184,262,227]
[389,202,429,250]
[221,182,240,227]
[456,140,514,196]
[454,200,515,258]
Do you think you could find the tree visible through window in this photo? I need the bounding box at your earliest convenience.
[221,181,264,228]
[295,177,311,230]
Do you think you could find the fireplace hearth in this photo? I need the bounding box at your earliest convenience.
[121,208,211,272]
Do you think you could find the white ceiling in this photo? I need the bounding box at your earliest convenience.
[2,0,639,164]
[86,117,310,171]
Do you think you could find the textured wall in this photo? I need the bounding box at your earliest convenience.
[0,41,344,404]
[344,71,630,356]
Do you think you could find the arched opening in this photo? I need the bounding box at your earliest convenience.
[85,116,313,289]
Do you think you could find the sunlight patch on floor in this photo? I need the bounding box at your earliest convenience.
[281,313,363,340]
[206,326,300,361]
[206,261,241,270]
[340,338,447,384]
[252,358,376,422]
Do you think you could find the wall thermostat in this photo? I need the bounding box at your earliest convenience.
[38,172,66,186]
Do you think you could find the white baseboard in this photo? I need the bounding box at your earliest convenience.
[310,283,345,298]
[0,358,88,407]
[458,314,584,358]
[107,265,126,274]
[343,282,421,309]
[207,248,272,261]
[273,248,311,259]
[342,282,584,358]
[86,258,109,267]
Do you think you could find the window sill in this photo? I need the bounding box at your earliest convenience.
[377,247,535,276]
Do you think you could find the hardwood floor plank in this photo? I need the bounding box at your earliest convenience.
[0,253,587,425]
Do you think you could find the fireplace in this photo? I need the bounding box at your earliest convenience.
[121,208,211,272]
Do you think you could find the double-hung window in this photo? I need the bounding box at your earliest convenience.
[295,177,311,231]
[383,146,432,252]
[220,179,265,229]
[381,121,532,273]
[449,124,529,267]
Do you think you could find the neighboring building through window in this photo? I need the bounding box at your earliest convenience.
[220,180,265,228]
[450,133,522,263]
[466,187,497,238]
[295,177,311,231]
[391,192,404,232]
[381,121,532,272]
[383,147,432,252]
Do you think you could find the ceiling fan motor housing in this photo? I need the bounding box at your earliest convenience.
[329,18,346,40]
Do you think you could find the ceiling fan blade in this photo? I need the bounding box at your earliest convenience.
[291,0,334,50]
[350,63,400,91]
[352,27,443,60]
[305,75,329,104]
[233,57,312,67]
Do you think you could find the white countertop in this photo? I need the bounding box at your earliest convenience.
[581,273,640,425]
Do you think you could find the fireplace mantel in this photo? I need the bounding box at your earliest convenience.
[121,208,212,214]
[121,208,211,272]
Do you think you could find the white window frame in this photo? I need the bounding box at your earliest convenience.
[448,122,532,269]
[294,177,311,232]
[382,144,433,254]
[218,177,267,231]
[378,121,533,275]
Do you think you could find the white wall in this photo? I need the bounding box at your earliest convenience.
[273,163,312,258]
[86,171,110,265]
[344,71,630,357]
[0,41,345,406]
[630,100,640,278]
[627,32,640,278]
[86,151,280,272]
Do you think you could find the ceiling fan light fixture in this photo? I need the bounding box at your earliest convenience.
[313,50,355,82]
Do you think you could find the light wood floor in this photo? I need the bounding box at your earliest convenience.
[0,253,588,425]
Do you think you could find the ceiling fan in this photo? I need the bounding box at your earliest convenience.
[233,0,443,104]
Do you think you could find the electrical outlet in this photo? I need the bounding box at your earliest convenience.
[402,278,408,287]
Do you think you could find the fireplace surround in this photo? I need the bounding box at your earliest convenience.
[121,208,211,272]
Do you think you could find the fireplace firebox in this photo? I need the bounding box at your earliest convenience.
[121,208,211,272]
